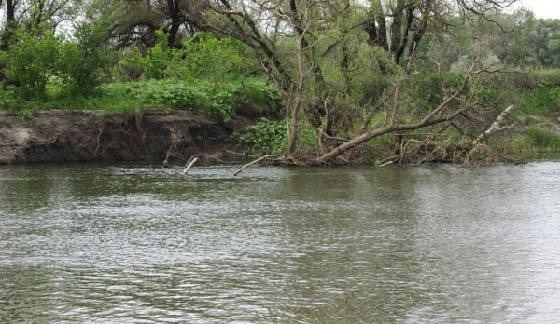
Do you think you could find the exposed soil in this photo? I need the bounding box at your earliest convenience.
[0,110,231,165]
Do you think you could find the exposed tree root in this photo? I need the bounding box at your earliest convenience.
[94,126,104,157]
[162,128,178,167]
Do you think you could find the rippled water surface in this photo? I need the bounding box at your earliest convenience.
[1,162,560,323]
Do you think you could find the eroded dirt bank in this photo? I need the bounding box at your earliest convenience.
[0,110,230,165]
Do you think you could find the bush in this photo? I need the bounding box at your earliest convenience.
[516,88,556,117]
[531,69,560,88]
[178,32,257,82]
[214,79,282,118]
[103,79,280,121]
[525,127,560,150]
[114,30,176,81]
[100,80,242,120]
[116,47,146,81]
[410,72,464,117]
[57,23,109,94]
[145,30,173,79]
[2,31,59,99]
[550,88,560,108]
[0,86,18,110]
[114,31,257,83]
[235,118,288,155]
[2,26,108,100]
[489,135,535,161]
[137,81,221,117]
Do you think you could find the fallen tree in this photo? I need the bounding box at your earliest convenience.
[188,0,520,167]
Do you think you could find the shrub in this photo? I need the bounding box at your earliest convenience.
[235,118,288,155]
[0,86,18,110]
[101,80,228,119]
[550,88,560,108]
[179,32,257,82]
[145,30,173,79]
[57,23,109,94]
[2,25,108,100]
[138,81,220,116]
[214,79,282,118]
[3,31,59,99]
[531,69,560,88]
[525,127,560,150]
[116,47,146,81]
[516,88,556,117]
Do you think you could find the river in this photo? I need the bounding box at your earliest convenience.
[1,162,559,323]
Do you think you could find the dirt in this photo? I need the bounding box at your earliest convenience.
[0,110,231,165]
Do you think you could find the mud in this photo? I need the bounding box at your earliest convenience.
[0,110,230,165]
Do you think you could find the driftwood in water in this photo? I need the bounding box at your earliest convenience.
[183,156,199,175]
[233,155,274,176]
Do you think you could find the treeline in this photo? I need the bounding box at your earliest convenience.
[0,0,559,164]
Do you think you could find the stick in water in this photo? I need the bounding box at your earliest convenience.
[183,157,199,175]
[233,155,272,176]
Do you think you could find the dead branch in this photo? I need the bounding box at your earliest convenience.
[380,160,395,168]
[233,155,275,176]
[378,154,399,168]
[224,150,258,158]
[399,138,423,165]
[183,156,199,175]
[473,105,515,145]
[467,105,516,162]
[314,62,477,165]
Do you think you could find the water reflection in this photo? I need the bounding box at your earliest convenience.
[1,163,560,322]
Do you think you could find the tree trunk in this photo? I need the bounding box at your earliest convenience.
[315,109,461,164]
[1,0,16,50]
[6,0,15,21]
[287,29,306,155]
[167,0,182,48]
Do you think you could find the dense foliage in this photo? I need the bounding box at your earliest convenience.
[0,0,559,162]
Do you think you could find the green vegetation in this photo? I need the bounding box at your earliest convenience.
[235,119,288,155]
[0,25,279,121]
[0,0,559,164]
[525,127,560,150]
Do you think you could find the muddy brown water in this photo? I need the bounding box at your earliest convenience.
[1,163,560,323]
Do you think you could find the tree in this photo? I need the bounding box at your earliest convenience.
[1,0,20,49]
[92,0,202,49]
[0,0,80,32]
[189,0,519,163]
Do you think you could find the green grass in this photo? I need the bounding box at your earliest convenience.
[525,126,560,150]
[0,78,282,120]
[513,88,558,117]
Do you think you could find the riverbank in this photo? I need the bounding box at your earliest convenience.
[0,110,231,165]
[1,108,559,166]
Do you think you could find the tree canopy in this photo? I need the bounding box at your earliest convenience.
[1,0,559,164]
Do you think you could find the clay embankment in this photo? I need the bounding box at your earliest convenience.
[0,110,230,165]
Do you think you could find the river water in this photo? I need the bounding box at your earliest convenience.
[1,162,559,323]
